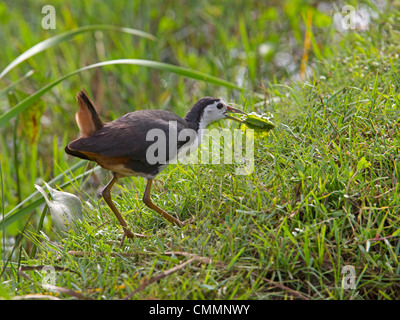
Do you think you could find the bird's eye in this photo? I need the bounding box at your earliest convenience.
[217,103,223,109]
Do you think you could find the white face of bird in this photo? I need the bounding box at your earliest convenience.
[200,100,245,129]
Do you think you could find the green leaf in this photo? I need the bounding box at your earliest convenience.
[229,112,275,138]
[0,25,155,79]
[356,157,371,171]
[242,112,275,131]
[227,247,245,269]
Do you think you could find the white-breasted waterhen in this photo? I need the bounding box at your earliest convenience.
[65,90,244,241]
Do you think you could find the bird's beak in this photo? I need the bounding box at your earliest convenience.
[225,105,246,121]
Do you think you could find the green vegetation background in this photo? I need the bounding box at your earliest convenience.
[1,0,400,299]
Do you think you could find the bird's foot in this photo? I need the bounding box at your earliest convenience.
[170,215,194,227]
[170,212,195,227]
[120,228,146,246]
[181,217,195,226]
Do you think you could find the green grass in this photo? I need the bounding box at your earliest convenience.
[1,0,400,300]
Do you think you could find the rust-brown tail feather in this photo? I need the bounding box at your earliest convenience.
[75,89,103,137]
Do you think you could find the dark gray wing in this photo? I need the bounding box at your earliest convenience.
[67,110,191,163]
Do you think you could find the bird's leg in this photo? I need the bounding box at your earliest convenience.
[102,174,145,241]
[143,179,184,227]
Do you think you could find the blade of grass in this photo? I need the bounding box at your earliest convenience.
[0,70,34,98]
[1,158,4,264]
[300,9,313,80]
[302,10,323,61]
[0,25,155,79]
[29,203,48,259]
[0,211,35,279]
[239,16,256,81]
[227,247,245,270]
[0,59,244,127]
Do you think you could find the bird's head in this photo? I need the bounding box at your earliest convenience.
[185,97,245,130]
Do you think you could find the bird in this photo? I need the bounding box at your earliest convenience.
[65,89,244,242]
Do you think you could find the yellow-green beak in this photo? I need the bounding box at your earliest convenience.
[225,105,246,122]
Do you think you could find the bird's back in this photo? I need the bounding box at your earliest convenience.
[68,110,186,157]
